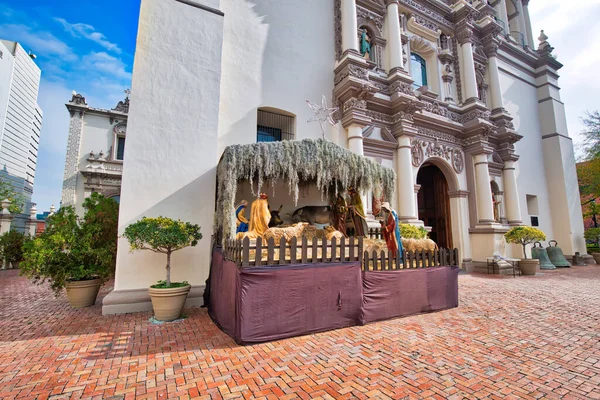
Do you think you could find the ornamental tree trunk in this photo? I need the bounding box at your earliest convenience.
[166,250,171,287]
[522,243,527,259]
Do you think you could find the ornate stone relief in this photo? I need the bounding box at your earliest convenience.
[389,80,414,95]
[410,35,436,54]
[357,7,384,34]
[334,65,370,85]
[451,38,463,103]
[421,100,462,123]
[398,0,454,30]
[416,126,462,145]
[112,97,129,113]
[411,137,465,173]
[343,97,368,112]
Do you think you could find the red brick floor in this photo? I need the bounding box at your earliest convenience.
[0,267,599,399]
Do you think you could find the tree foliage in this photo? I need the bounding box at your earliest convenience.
[123,217,201,287]
[584,227,600,244]
[581,110,600,160]
[0,179,26,214]
[19,194,119,295]
[504,226,547,259]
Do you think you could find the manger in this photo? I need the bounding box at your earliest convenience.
[208,139,459,344]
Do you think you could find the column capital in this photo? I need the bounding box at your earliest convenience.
[385,0,399,5]
[449,190,469,199]
[456,25,474,45]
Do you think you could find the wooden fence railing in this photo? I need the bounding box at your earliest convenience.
[222,236,459,270]
[363,248,459,271]
[223,236,364,267]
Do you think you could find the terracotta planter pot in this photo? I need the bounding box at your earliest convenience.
[519,259,539,276]
[148,284,191,321]
[592,253,600,265]
[65,279,101,308]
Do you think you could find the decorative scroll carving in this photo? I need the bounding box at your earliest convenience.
[334,65,370,85]
[343,97,367,112]
[494,119,515,130]
[366,110,393,123]
[461,109,491,122]
[389,80,414,95]
[393,111,414,122]
[398,0,454,29]
[410,36,436,54]
[413,14,439,33]
[421,101,462,123]
[417,127,462,145]
[357,7,384,34]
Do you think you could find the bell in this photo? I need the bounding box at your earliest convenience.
[531,242,556,270]
[546,240,571,268]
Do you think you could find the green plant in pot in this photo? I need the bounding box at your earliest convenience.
[0,230,29,269]
[20,193,118,308]
[123,217,201,321]
[504,226,546,276]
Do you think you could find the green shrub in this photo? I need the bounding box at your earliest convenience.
[400,224,429,239]
[504,226,546,259]
[20,193,118,295]
[0,230,29,265]
[123,217,201,288]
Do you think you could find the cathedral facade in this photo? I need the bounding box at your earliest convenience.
[103,0,585,314]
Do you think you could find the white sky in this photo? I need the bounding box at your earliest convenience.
[529,0,600,158]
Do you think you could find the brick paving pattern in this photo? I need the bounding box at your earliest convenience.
[0,266,599,399]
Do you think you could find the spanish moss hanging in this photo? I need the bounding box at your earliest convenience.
[215,138,396,239]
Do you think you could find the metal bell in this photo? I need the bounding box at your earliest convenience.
[531,242,556,270]
[546,240,571,268]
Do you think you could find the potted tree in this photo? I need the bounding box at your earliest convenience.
[0,230,29,269]
[504,226,546,275]
[20,193,118,308]
[123,217,202,321]
[584,228,600,264]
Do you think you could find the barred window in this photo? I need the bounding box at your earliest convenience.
[257,109,295,142]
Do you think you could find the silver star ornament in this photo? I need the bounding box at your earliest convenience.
[306,95,338,138]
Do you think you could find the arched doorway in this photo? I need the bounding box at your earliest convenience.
[417,163,452,248]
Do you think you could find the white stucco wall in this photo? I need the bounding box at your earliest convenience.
[498,61,555,242]
[113,0,225,290]
[217,0,335,153]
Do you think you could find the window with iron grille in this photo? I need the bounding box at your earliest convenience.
[257,109,295,142]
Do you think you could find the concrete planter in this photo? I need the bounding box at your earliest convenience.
[65,279,101,308]
[519,259,539,276]
[592,253,600,265]
[148,284,191,321]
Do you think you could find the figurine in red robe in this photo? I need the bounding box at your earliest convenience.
[380,202,399,254]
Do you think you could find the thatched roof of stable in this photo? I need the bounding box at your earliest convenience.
[215,138,396,239]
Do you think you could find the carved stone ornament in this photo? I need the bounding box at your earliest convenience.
[411,139,424,167]
[113,123,127,135]
[389,80,414,95]
[452,150,464,173]
[70,92,87,105]
[357,7,384,34]
[398,0,454,30]
[112,97,130,113]
[411,137,465,173]
[343,97,368,112]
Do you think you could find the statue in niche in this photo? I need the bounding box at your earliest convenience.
[492,190,502,222]
[360,29,372,60]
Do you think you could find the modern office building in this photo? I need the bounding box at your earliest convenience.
[0,39,43,229]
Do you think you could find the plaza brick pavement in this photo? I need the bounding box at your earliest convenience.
[0,267,599,400]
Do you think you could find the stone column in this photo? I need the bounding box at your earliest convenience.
[502,160,522,225]
[386,0,404,70]
[473,154,495,224]
[487,53,503,111]
[496,0,510,35]
[414,184,421,220]
[341,0,359,53]
[396,136,416,222]
[0,199,12,235]
[458,29,478,102]
[347,124,364,156]
[521,0,535,48]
